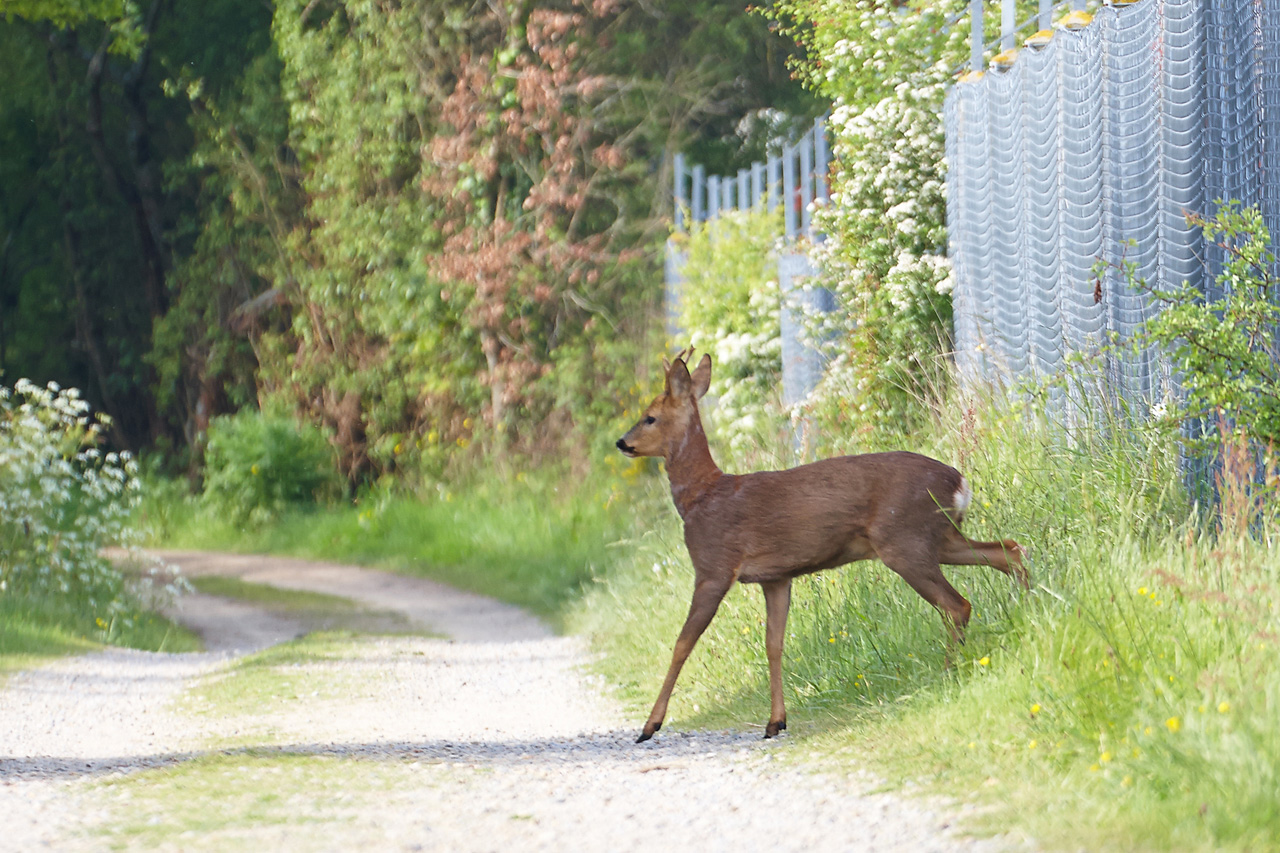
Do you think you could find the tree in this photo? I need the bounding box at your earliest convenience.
[0,0,277,450]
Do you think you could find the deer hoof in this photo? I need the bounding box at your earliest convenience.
[764,719,787,738]
[636,722,661,743]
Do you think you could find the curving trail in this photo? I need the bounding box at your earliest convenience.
[0,551,1024,852]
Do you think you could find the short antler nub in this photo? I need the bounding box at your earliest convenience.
[664,346,694,374]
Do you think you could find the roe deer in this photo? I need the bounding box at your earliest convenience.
[616,350,1027,743]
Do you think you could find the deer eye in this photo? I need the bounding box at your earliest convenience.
[644,416,657,425]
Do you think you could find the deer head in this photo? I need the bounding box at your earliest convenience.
[616,350,712,458]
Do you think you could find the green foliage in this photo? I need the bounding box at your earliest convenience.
[1138,202,1280,445]
[0,0,144,54]
[1,1,281,453]
[201,409,341,526]
[4,0,817,481]
[674,206,786,456]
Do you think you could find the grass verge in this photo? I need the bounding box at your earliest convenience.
[86,752,434,850]
[0,584,201,675]
[184,632,378,732]
[142,465,631,628]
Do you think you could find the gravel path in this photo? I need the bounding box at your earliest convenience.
[0,552,1023,852]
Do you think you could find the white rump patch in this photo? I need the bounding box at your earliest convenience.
[954,478,973,514]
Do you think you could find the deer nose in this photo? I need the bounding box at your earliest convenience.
[616,438,634,454]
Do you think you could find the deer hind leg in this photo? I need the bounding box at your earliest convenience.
[940,528,1030,590]
[761,578,792,738]
[638,577,731,743]
[878,543,972,654]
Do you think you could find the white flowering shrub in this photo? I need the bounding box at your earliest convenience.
[0,379,141,606]
[674,207,787,458]
[803,76,955,442]
[768,0,969,444]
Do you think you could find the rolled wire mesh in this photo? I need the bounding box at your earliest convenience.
[1100,2,1162,406]
[946,79,996,381]
[1264,5,1280,250]
[1020,41,1065,389]
[1056,20,1107,363]
[1203,0,1265,303]
[986,66,1031,380]
[1158,0,1205,302]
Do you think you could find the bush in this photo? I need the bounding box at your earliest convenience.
[1139,202,1280,446]
[201,410,340,525]
[0,379,140,604]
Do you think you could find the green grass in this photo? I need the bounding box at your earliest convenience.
[0,603,99,675]
[188,632,372,722]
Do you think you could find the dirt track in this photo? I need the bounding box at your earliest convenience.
[0,551,1023,851]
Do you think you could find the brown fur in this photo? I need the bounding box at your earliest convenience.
[617,352,1027,742]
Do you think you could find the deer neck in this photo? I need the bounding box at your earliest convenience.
[664,408,722,520]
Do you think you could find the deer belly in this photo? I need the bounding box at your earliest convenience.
[735,534,876,584]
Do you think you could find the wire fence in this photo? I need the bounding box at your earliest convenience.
[946,0,1280,413]
[666,117,831,406]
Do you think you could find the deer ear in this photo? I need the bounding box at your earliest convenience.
[690,354,711,399]
[666,356,693,398]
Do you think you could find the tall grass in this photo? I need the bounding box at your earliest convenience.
[571,379,1280,849]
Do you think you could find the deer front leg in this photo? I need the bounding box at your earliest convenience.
[637,578,730,743]
[761,578,792,738]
